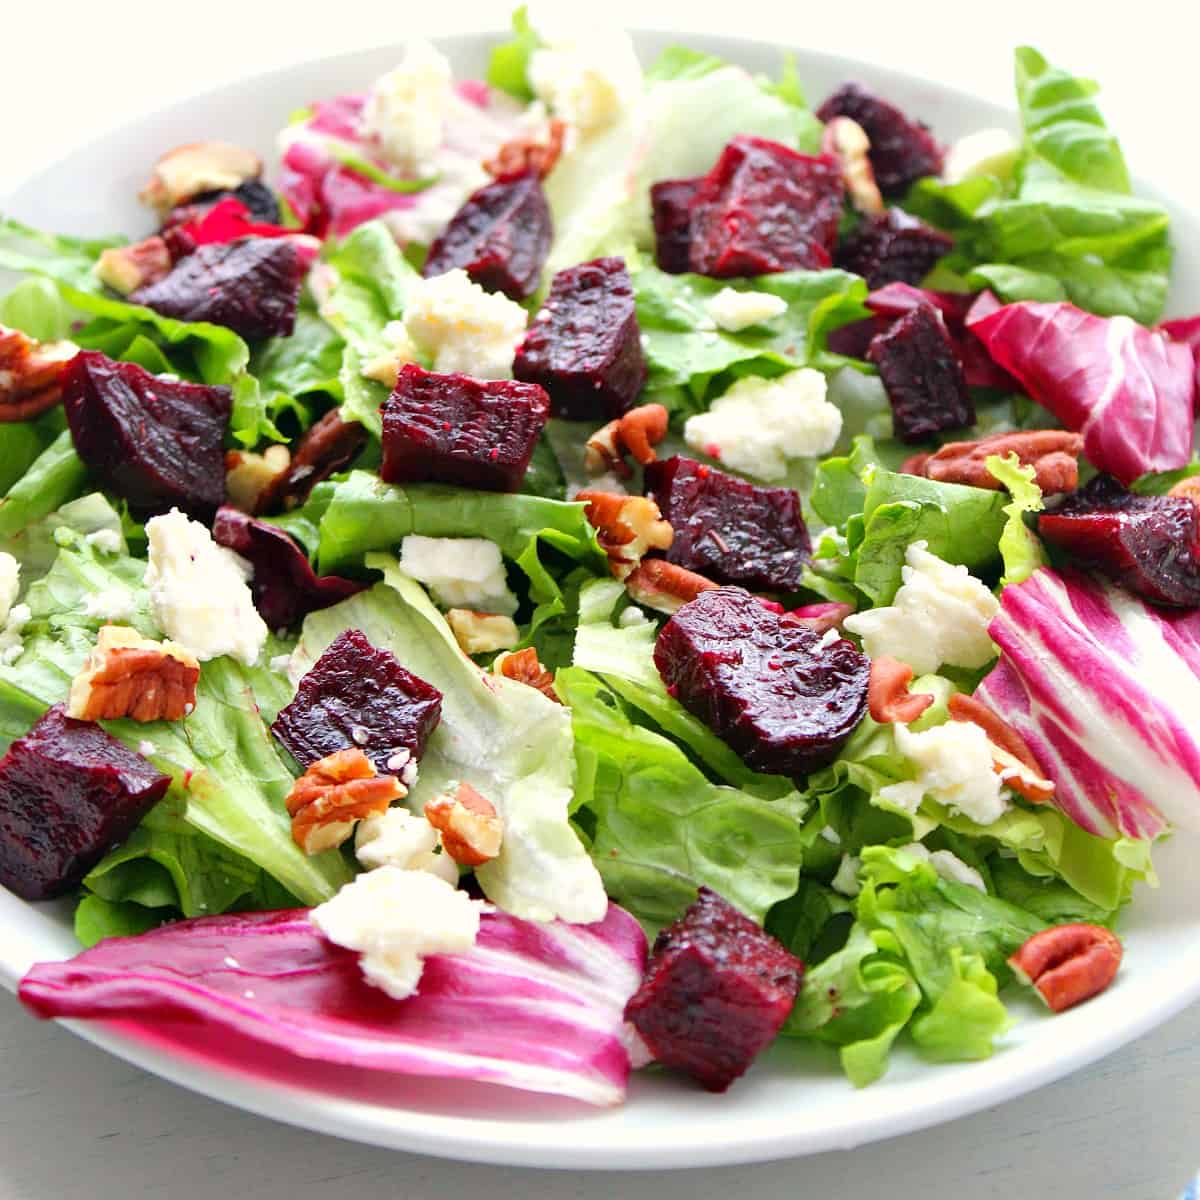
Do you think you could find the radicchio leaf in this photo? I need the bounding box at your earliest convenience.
[968,301,1196,484]
[1159,314,1200,405]
[19,903,647,1107]
[977,566,1200,840]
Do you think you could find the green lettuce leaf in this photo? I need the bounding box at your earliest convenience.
[74,895,163,947]
[0,419,56,497]
[486,4,541,100]
[0,276,74,340]
[0,431,88,544]
[0,216,123,290]
[2,492,124,579]
[987,452,1047,586]
[249,305,345,432]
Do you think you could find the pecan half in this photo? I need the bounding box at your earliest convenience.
[624,558,717,615]
[484,118,567,181]
[1008,923,1123,1013]
[224,445,291,514]
[577,490,673,580]
[446,609,520,656]
[139,141,262,214]
[67,625,200,723]
[822,116,884,215]
[95,236,174,296]
[867,655,934,724]
[584,404,671,479]
[286,747,403,855]
[424,781,503,867]
[494,646,560,703]
[256,410,368,514]
[0,325,78,422]
[948,692,1054,803]
[1167,475,1200,507]
[902,430,1085,496]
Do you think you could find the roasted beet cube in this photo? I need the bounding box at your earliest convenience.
[272,629,443,775]
[836,208,954,289]
[625,886,804,1092]
[212,507,367,630]
[817,83,944,198]
[63,350,230,519]
[655,586,869,776]
[0,705,170,901]
[686,136,843,278]
[1038,474,1200,607]
[379,364,550,492]
[256,409,368,515]
[130,236,310,339]
[644,456,811,591]
[422,173,552,301]
[513,257,647,420]
[867,304,974,442]
[650,178,702,274]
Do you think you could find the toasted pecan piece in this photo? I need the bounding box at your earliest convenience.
[67,626,200,723]
[286,747,403,855]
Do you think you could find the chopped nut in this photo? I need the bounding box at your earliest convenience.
[95,236,174,296]
[256,410,369,514]
[224,445,292,514]
[286,747,404,855]
[822,117,884,216]
[577,490,673,580]
[0,324,77,422]
[139,141,262,214]
[624,558,718,614]
[1008,923,1122,1013]
[1167,475,1200,507]
[867,655,934,724]
[424,781,503,867]
[446,609,520,656]
[67,625,200,723]
[584,404,671,479]
[903,431,1085,496]
[484,118,568,181]
[494,646,559,703]
[948,692,1054,803]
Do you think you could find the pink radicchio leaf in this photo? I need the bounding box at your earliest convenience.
[967,301,1196,485]
[977,565,1200,840]
[1159,314,1200,408]
[19,904,648,1108]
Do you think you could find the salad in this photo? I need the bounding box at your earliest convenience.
[3,10,1199,1107]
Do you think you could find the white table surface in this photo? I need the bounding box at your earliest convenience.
[2,1,1198,1196]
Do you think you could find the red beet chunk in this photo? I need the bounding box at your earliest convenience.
[212,507,367,630]
[654,587,869,776]
[687,137,843,277]
[867,304,974,442]
[272,629,443,775]
[63,351,230,519]
[513,256,647,420]
[836,208,954,289]
[650,178,702,274]
[130,237,309,339]
[1039,475,1200,607]
[644,456,811,591]
[817,83,944,198]
[379,364,550,492]
[624,886,804,1092]
[0,706,170,901]
[422,173,552,301]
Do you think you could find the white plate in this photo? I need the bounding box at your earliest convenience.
[3,29,1199,1171]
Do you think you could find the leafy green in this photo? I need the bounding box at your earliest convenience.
[987,452,1048,586]
[644,46,725,82]
[337,346,389,437]
[1,492,124,579]
[0,215,123,290]
[487,4,541,100]
[0,420,55,497]
[0,431,88,543]
[323,145,438,193]
[74,895,163,948]
[558,667,808,929]
[250,306,345,428]
[0,276,73,340]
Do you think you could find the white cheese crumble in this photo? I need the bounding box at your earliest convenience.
[898,842,987,893]
[269,653,294,675]
[894,720,1009,826]
[704,287,788,332]
[0,552,19,627]
[360,39,453,171]
[876,779,926,815]
[83,588,137,623]
[683,368,843,481]
[137,740,156,757]
[144,509,268,667]
[831,853,862,897]
[942,128,1020,185]
[843,541,999,676]
[402,269,528,380]
[617,605,648,628]
[84,528,123,556]
[355,807,459,884]
[0,603,31,666]
[399,535,518,615]
[310,866,482,1000]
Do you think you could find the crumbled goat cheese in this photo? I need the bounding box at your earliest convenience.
[898,842,987,893]
[683,368,842,481]
[618,605,649,627]
[0,603,31,666]
[894,720,1009,826]
[355,807,459,885]
[137,740,157,757]
[831,854,863,897]
[360,39,453,171]
[876,780,926,815]
[399,535,518,615]
[0,553,19,627]
[844,541,999,675]
[310,866,482,1000]
[704,287,788,332]
[84,528,123,555]
[269,653,294,675]
[144,509,268,666]
[819,825,842,845]
[83,588,137,623]
[942,128,1020,185]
